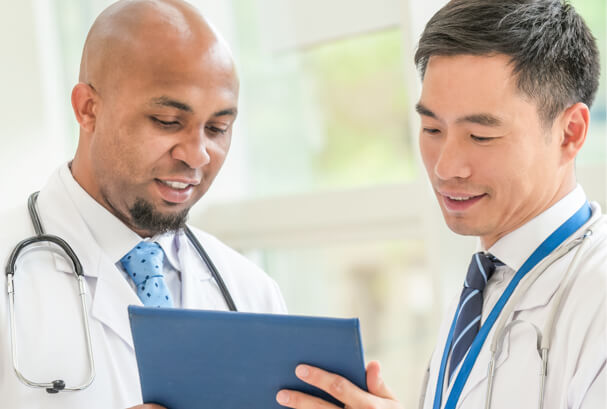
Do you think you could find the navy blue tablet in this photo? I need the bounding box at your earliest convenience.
[128,306,366,409]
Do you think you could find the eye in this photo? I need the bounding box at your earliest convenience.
[206,125,228,136]
[423,128,441,135]
[150,116,181,128]
[470,134,495,142]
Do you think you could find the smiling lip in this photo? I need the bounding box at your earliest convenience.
[154,178,199,204]
[439,191,487,212]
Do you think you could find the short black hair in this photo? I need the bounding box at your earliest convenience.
[414,0,600,123]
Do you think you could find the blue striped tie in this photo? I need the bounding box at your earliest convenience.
[448,252,498,383]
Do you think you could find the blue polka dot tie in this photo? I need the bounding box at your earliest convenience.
[120,241,173,308]
[448,252,499,383]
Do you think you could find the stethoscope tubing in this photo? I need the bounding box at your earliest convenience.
[484,224,597,409]
[184,227,237,311]
[6,192,96,393]
[6,191,237,394]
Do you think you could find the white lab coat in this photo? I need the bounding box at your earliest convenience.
[420,204,607,409]
[0,169,287,409]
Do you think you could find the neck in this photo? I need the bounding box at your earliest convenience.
[480,177,577,249]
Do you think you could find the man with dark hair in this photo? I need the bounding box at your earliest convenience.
[0,1,286,408]
[277,1,605,408]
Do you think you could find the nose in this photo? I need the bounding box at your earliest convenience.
[171,127,211,169]
[433,133,472,181]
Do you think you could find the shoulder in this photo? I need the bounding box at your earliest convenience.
[0,204,32,257]
[0,204,33,308]
[0,204,30,235]
[562,218,607,404]
[556,214,607,340]
[185,225,287,313]
[573,214,607,293]
[186,225,259,271]
[581,214,607,263]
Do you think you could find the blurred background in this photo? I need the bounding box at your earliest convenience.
[1,0,605,406]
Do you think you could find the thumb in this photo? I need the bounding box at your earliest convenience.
[366,361,395,400]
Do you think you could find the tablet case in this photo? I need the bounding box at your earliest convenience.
[128,305,366,409]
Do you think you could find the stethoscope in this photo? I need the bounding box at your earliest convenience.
[417,212,604,409]
[5,191,237,394]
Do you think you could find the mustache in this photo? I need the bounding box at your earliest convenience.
[156,164,203,183]
[434,179,489,194]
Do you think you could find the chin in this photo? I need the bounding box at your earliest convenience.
[159,199,190,209]
[444,218,486,237]
[129,197,190,234]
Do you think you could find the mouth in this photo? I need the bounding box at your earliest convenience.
[154,178,200,204]
[439,191,487,212]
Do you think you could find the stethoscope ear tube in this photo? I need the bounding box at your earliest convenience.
[184,227,238,312]
[6,234,84,277]
[27,191,44,236]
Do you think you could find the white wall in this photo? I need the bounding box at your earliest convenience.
[0,0,71,209]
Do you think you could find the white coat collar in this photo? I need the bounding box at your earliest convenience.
[57,164,142,265]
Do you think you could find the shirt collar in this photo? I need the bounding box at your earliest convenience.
[151,230,183,271]
[484,185,587,271]
[59,163,181,268]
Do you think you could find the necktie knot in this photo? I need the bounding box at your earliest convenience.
[121,241,173,308]
[464,252,497,291]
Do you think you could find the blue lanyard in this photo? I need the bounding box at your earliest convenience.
[432,202,592,409]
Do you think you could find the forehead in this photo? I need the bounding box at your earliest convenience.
[112,41,239,109]
[419,54,530,121]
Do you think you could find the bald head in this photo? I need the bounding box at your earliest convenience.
[80,0,235,91]
[71,0,240,237]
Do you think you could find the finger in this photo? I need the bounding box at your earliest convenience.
[294,364,369,406]
[276,389,339,409]
[366,361,396,400]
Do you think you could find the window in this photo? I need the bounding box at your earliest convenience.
[569,0,607,214]
[6,1,606,407]
[196,2,450,407]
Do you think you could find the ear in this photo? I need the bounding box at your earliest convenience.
[71,83,99,133]
[559,102,589,163]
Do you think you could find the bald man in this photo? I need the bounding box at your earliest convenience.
[0,1,286,408]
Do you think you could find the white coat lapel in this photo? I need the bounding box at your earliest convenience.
[453,318,512,408]
[512,238,582,312]
[91,253,142,349]
[455,249,573,407]
[180,230,226,310]
[37,168,142,349]
[36,172,102,279]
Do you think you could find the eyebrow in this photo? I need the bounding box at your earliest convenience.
[415,102,503,127]
[415,103,436,119]
[151,97,193,113]
[457,113,502,127]
[213,108,238,118]
[150,97,238,118]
